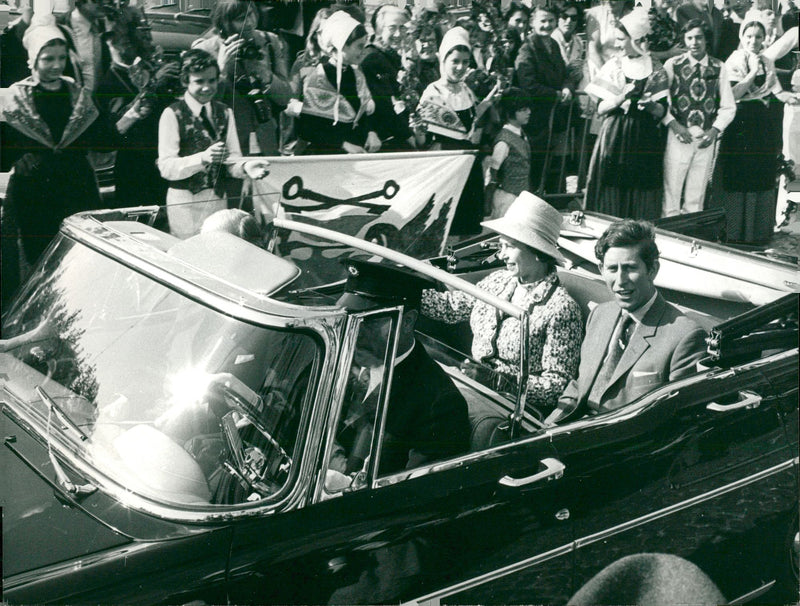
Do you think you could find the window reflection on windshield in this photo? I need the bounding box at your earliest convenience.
[1,237,320,506]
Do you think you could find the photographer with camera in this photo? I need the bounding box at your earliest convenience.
[95,6,180,208]
[192,0,292,159]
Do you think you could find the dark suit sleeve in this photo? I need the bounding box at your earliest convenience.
[668,323,707,380]
[360,50,412,144]
[382,349,470,473]
[403,388,469,469]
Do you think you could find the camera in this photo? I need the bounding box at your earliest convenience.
[234,74,272,123]
[237,39,263,61]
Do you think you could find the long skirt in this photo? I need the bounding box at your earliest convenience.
[584,106,665,220]
[6,151,101,265]
[710,100,782,244]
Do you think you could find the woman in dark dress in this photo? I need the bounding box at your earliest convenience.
[1,15,116,267]
[710,17,799,244]
[416,26,499,236]
[583,7,669,220]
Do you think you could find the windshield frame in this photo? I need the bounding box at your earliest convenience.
[1,231,342,522]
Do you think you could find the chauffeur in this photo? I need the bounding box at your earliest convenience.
[544,219,707,425]
[330,260,470,479]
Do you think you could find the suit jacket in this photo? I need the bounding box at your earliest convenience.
[556,294,706,421]
[333,342,470,477]
[380,342,470,474]
[514,34,571,141]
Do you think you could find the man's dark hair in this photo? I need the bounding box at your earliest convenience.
[179,48,219,83]
[532,4,557,19]
[681,18,712,44]
[595,219,660,271]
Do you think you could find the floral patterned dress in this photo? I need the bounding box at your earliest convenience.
[421,271,583,413]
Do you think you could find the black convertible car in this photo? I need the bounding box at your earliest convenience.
[1,208,797,604]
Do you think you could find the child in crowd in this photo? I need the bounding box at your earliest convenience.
[157,48,269,239]
[292,10,380,154]
[662,19,735,216]
[417,26,500,236]
[485,87,531,219]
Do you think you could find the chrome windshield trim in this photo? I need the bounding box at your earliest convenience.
[404,457,797,604]
[62,214,343,323]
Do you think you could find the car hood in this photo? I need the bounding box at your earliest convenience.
[1,405,131,577]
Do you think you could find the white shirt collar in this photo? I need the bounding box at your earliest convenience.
[627,290,658,324]
[686,53,709,66]
[503,123,523,136]
[183,91,211,117]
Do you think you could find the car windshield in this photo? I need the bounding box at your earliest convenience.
[1,236,320,507]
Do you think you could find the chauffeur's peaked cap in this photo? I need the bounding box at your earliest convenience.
[338,259,436,311]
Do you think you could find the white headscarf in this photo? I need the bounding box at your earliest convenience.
[318,10,361,125]
[22,12,66,70]
[618,6,651,57]
[438,26,471,80]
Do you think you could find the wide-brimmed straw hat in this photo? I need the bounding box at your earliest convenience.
[481,191,565,265]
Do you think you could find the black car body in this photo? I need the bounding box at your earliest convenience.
[1,208,798,605]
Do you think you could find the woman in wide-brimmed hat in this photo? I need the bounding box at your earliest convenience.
[422,192,583,415]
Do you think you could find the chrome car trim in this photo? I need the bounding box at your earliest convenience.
[406,457,797,604]
[3,540,180,590]
[728,580,777,604]
[573,457,798,550]
[63,214,341,322]
[405,542,574,606]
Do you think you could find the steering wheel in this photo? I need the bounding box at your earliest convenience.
[214,387,294,503]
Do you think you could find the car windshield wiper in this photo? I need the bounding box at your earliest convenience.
[37,385,97,498]
[36,385,89,442]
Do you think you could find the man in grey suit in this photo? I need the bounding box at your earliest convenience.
[544,220,707,425]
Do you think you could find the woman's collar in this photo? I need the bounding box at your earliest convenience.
[620,54,653,79]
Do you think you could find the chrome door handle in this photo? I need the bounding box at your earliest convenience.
[499,457,565,488]
[706,390,762,412]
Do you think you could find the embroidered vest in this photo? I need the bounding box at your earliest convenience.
[169,99,229,195]
[669,55,722,131]
[495,128,531,196]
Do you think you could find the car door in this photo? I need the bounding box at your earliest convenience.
[223,308,577,605]
[549,350,797,602]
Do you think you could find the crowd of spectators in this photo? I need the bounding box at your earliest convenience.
[1,0,799,305]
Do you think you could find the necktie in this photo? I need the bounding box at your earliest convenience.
[200,105,217,140]
[588,312,634,409]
